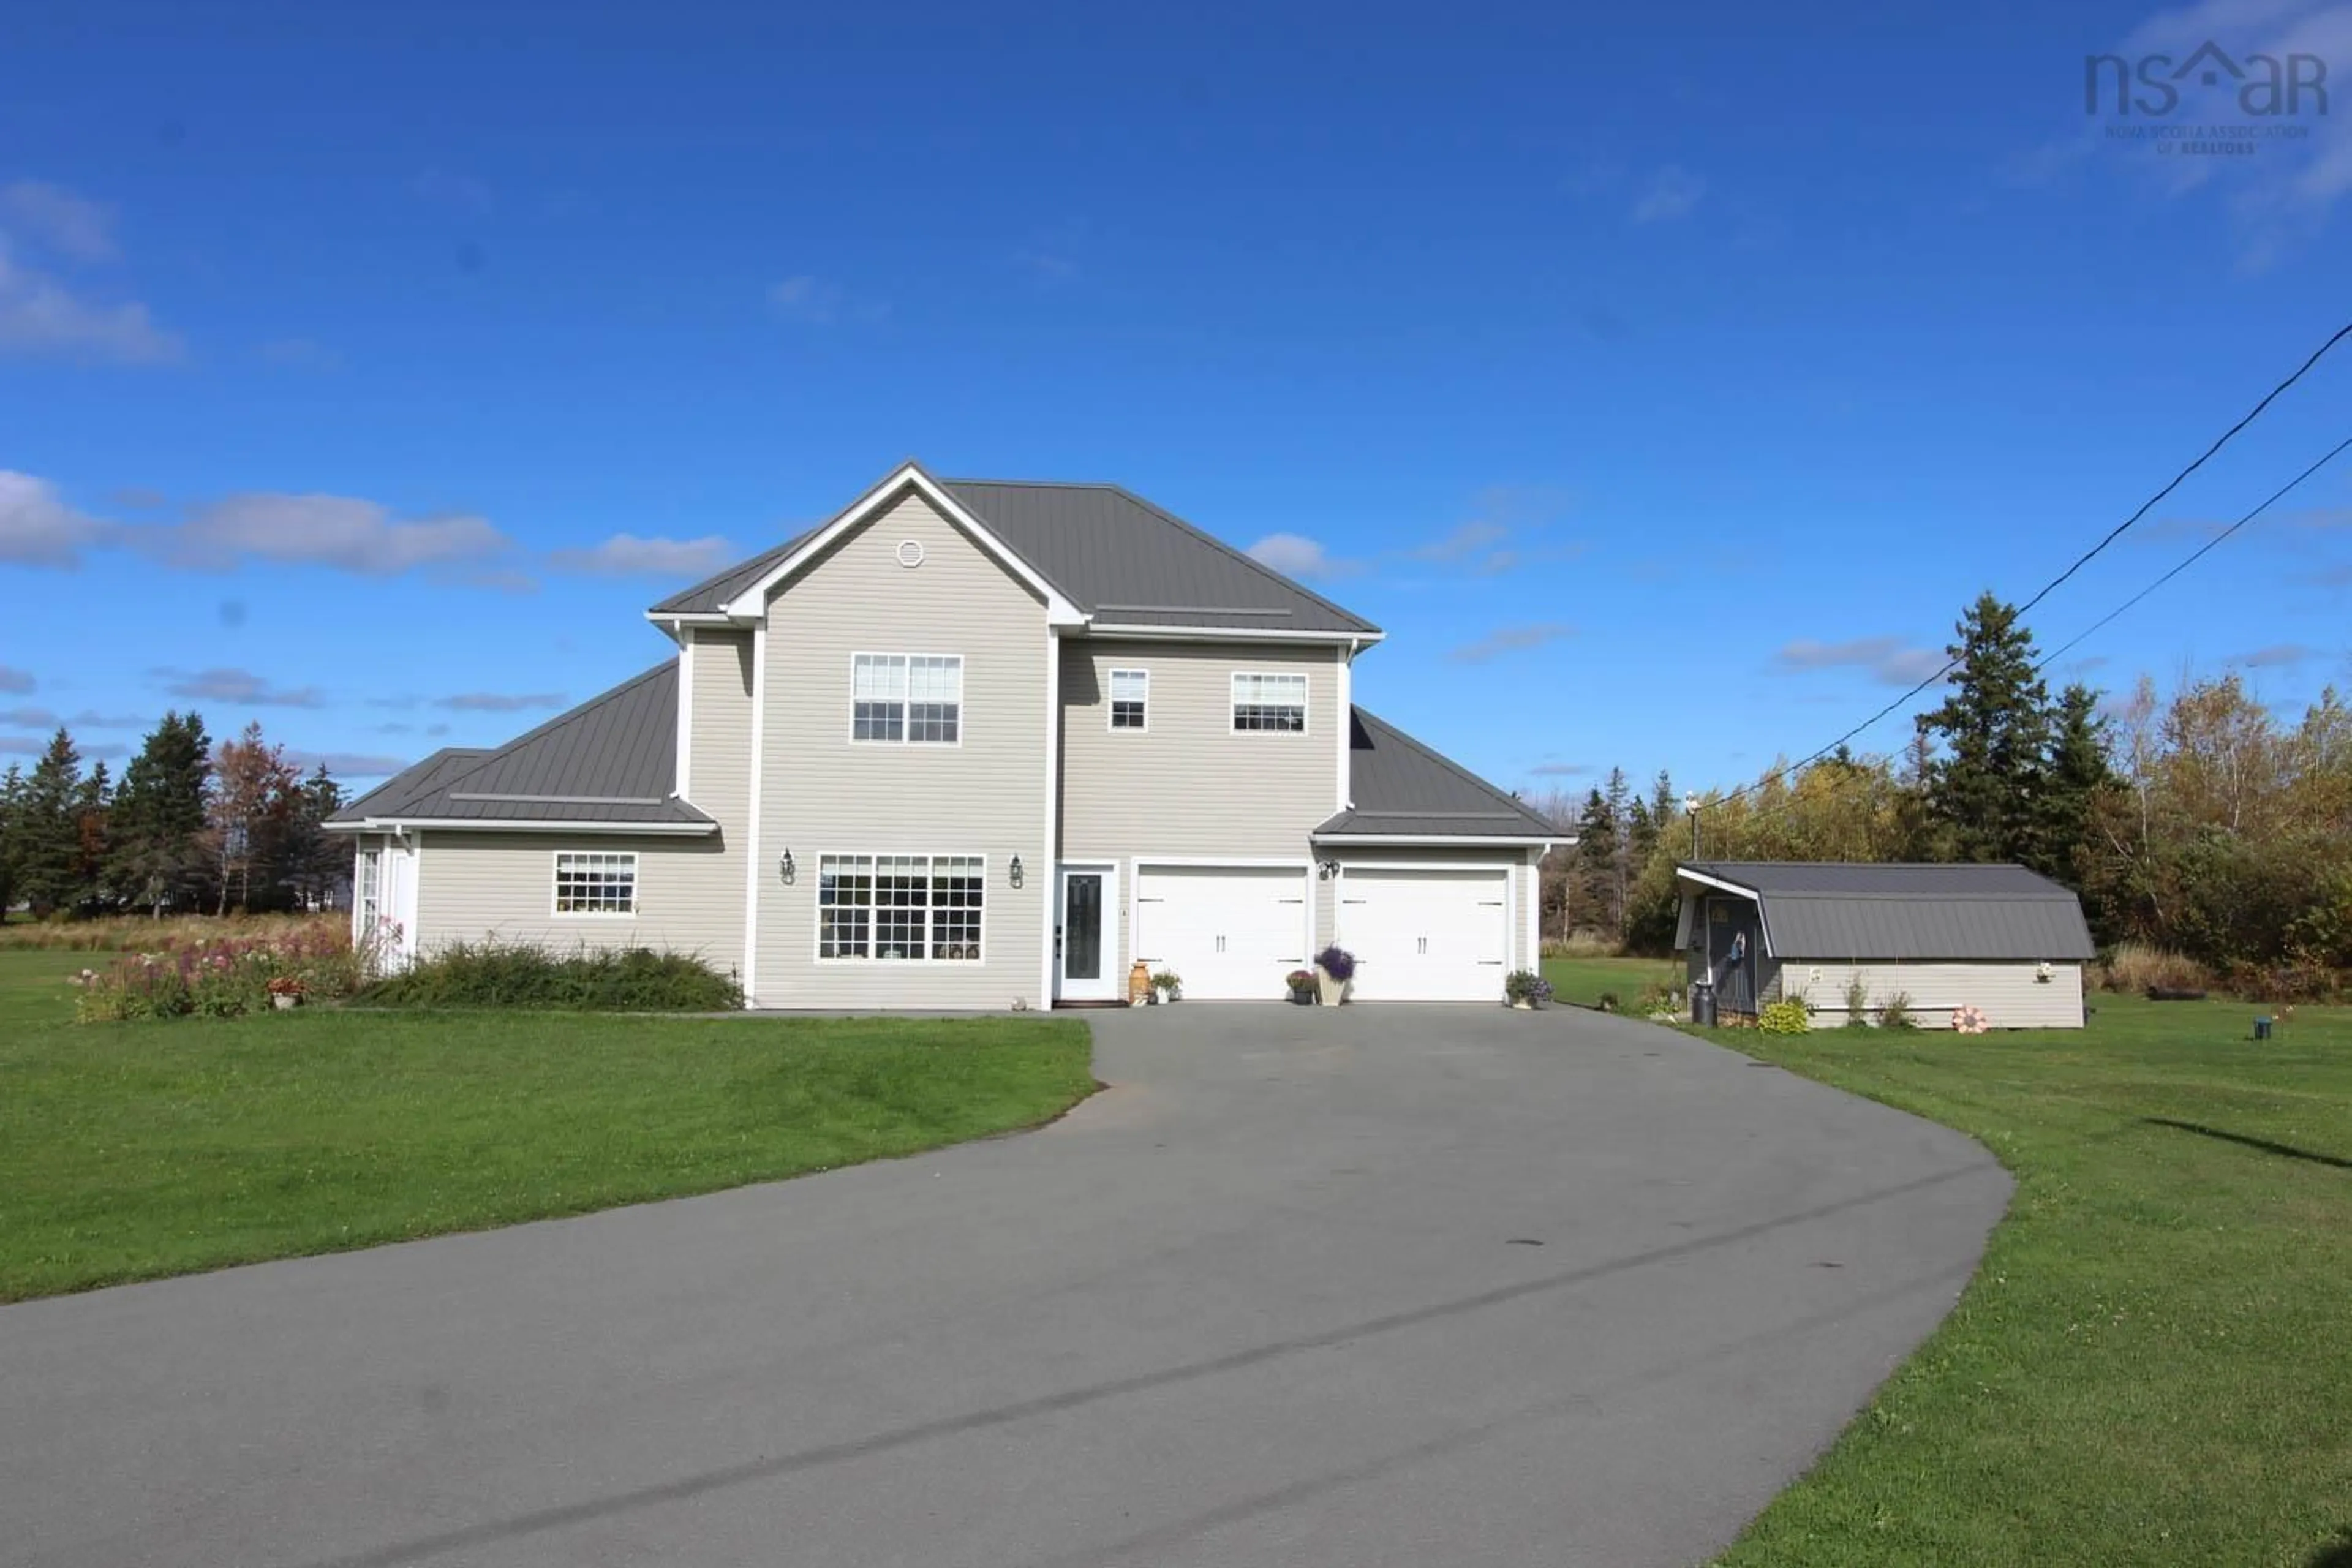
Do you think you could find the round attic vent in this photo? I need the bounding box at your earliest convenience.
[895,539,925,568]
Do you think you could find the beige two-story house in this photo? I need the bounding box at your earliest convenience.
[331,462,1558,1006]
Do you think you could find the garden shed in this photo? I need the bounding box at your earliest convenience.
[1673,861,2094,1030]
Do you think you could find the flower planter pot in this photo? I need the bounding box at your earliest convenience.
[1287,989,1315,1006]
[1316,972,1347,1006]
[1511,999,1532,1011]
[271,993,302,1010]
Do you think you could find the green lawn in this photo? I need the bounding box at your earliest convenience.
[0,951,1095,1302]
[1540,952,1682,1008]
[1688,993,2352,1566]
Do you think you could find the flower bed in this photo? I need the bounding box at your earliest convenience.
[75,924,364,1023]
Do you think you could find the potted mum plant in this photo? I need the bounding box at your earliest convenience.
[1313,945,1355,1006]
[266,974,307,1011]
[1503,970,1552,1009]
[1286,968,1317,1005]
[1152,970,1182,1003]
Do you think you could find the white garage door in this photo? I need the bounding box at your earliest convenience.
[1132,865,1311,1001]
[1339,867,1510,1002]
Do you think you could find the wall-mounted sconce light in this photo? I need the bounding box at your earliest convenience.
[1316,859,1342,881]
[779,848,796,885]
[1008,854,1024,889]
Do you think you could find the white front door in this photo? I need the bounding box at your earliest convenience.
[1131,864,1311,1001]
[1340,867,1509,1001]
[1056,864,1120,1002]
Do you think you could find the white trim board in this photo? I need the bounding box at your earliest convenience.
[328,818,718,835]
[742,622,768,1004]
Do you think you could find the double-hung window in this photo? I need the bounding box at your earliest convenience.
[554,851,638,914]
[853,654,962,744]
[1231,671,1308,733]
[1109,668,1148,731]
[818,853,985,960]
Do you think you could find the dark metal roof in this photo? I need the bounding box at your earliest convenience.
[1314,707,1558,839]
[942,480,1379,635]
[1678,861,2094,960]
[644,467,1381,636]
[330,663,713,827]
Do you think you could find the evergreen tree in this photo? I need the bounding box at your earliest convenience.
[1603,766,1633,925]
[15,729,85,916]
[282,764,348,909]
[2035,683,2115,883]
[1918,592,2053,863]
[1574,786,1620,935]
[108,712,213,916]
[73,760,112,909]
[0,763,23,918]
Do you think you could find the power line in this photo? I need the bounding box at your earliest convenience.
[2034,432,2352,674]
[1698,318,2352,815]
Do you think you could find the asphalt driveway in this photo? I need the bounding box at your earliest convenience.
[0,1005,2008,1568]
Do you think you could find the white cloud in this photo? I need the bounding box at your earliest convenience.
[0,238,182,363]
[1631,165,1707,224]
[0,471,110,567]
[1447,623,1577,664]
[0,180,117,262]
[135,492,516,579]
[0,705,57,728]
[0,665,32,693]
[1773,636,1950,687]
[767,274,887,326]
[434,692,567,712]
[1410,519,1509,563]
[410,170,494,213]
[284,749,409,778]
[1244,532,1365,581]
[1528,761,1595,777]
[548,532,736,578]
[258,337,339,370]
[154,666,327,709]
[2233,641,2317,666]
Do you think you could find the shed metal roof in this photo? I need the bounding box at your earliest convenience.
[648,469,1380,636]
[330,663,712,828]
[1314,708,1558,839]
[1678,861,2094,960]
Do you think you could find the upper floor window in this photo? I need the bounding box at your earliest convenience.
[554,851,638,915]
[1109,668,1148,731]
[853,653,962,744]
[1231,671,1308,734]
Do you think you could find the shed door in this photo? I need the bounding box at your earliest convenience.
[1705,895,1762,1016]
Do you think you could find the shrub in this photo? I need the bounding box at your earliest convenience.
[1843,973,1872,1028]
[1313,945,1357,982]
[2100,943,2211,997]
[1877,990,1918,1030]
[1595,989,1618,1012]
[1758,996,1814,1035]
[358,941,742,1011]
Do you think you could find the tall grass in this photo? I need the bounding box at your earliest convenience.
[359,940,742,1012]
[2097,943,2212,995]
[0,912,345,952]
[1540,931,1624,959]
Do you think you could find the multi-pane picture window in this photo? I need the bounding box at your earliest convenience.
[357,850,381,930]
[1109,668,1148,730]
[554,851,638,914]
[1231,671,1308,733]
[818,854,984,960]
[852,654,962,744]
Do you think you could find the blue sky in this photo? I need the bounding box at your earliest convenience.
[4,0,2350,800]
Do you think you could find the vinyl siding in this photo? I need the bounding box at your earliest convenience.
[1318,845,1538,973]
[1782,960,2086,1030]
[412,831,743,974]
[750,491,1050,1009]
[1061,639,1340,982]
[684,628,755,976]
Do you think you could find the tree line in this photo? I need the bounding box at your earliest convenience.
[1537,592,2352,986]
[0,715,351,919]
